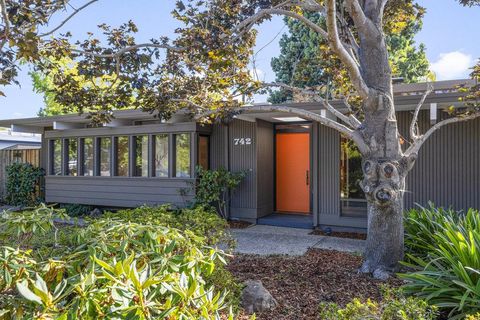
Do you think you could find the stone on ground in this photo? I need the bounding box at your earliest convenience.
[241,280,278,314]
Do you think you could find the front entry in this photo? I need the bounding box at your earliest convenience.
[276,130,310,214]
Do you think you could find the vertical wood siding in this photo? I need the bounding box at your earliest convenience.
[397,110,480,211]
[256,120,274,217]
[318,125,341,216]
[209,124,228,169]
[228,120,257,218]
[0,149,41,200]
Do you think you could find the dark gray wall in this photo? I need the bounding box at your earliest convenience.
[227,120,257,221]
[45,176,194,207]
[209,124,228,169]
[397,110,480,211]
[256,120,274,218]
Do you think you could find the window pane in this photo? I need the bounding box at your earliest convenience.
[115,136,129,177]
[154,135,168,177]
[175,134,190,178]
[340,137,366,217]
[133,135,148,177]
[66,138,78,176]
[82,138,94,176]
[51,139,62,175]
[198,135,209,169]
[99,137,111,176]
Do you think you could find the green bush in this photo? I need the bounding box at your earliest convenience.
[104,204,235,249]
[59,203,92,217]
[0,205,237,319]
[4,162,44,206]
[319,287,437,320]
[401,204,480,319]
[193,166,246,219]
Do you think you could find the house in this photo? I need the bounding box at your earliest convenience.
[0,79,477,231]
[0,131,41,150]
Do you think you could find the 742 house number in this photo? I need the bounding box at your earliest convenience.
[233,138,252,145]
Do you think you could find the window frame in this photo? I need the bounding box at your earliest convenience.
[173,132,193,178]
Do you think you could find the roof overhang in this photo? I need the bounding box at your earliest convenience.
[0,79,473,132]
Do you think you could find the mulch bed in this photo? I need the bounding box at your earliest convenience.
[309,229,367,240]
[227,248,403,320]
[228,220,253,229]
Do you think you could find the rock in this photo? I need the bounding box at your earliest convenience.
[89,208,103,217]
[372,268,390,281]
[241,280,277,314]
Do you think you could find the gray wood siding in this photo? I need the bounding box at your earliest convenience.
[45,176,194,207]
[256,120,274,218]
[228,120,257,219]
[397,110,480,211]
[209,124,228,169]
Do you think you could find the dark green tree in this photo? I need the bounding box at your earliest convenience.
[269,9,430,103]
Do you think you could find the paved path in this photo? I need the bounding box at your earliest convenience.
[230,225,365,256]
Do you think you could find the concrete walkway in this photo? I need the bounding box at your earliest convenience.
[230,225,365,256]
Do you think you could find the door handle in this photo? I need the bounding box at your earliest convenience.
[306,170,310,186]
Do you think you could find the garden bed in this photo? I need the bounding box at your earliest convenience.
[228,248,403,319]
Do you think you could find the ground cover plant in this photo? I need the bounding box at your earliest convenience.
[401,205,480,319]
[0,204,237,319]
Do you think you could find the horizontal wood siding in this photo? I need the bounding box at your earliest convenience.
[45,176,194,208]
[397,110,480,211]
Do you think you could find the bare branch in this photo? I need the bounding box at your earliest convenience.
[406,112,480,155]
[196,104,370,153]
[39,0,99,37]
[262,82,361,128]
[409,83,433,141]
[235,8,328,40]
[326,0,370,99]
[344,0,374,32]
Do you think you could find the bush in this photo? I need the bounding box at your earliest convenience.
[59,203,92,217]
[104,204,235,249]
[401,204,480,319]
[318,287,437,320]
[0,205,236,319]
[193,166,246,219]
[4,163,44,206]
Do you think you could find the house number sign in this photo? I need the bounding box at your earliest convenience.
[233,137,253,146]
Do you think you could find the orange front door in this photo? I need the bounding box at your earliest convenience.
[276,133,310,214]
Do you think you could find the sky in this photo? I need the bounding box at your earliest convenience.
[0,0,479,120]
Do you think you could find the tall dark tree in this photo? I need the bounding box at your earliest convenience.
[1,0,480,278]
[269,6,430,103]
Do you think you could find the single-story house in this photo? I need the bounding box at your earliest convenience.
[0,79,477,231]
[0,131,41,150]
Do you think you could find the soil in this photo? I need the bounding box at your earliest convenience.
[309,229,367,240]
[228,220,253,229]
[227,248,403,320]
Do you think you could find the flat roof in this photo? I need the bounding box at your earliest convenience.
[0,79,473,131]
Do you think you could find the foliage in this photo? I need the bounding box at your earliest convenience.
[0,205,236,319]
[103,205,234,249]
[401,204,480,319]
[318,287,437,320]
[193,166,246,219]
[59,203,92,217]
[269,6,430,103]
[5,163,44,206]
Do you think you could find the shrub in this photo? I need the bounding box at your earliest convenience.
[104,205,234,249]
[0,205,236,319]
[5,163,44,206]
[59,203,92,217]
[318,287,437,320]
[193,166,246,219]
[401,204,480,319]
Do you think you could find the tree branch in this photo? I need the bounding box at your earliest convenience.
[409,83,433,141]
[196,104,369,153]
[235,8,328,40]
[0,0,10,50]
[69,43,185,59]
[406,112,480,155]
[326,0,370,99]
[262,82,361,128]
[39,0,99,37]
